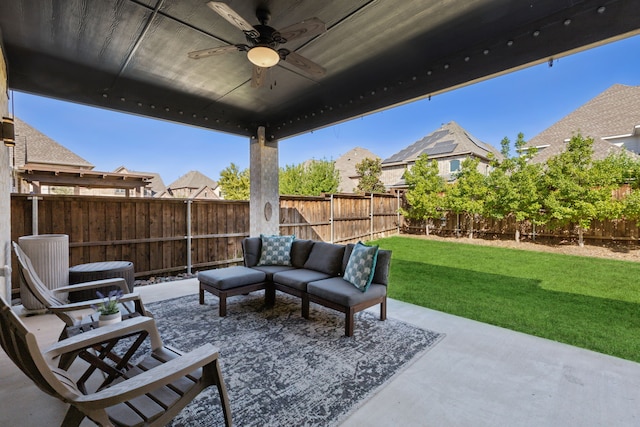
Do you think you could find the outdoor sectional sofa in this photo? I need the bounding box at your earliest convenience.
[198,237,391,337]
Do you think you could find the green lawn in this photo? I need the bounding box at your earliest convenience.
[373,236,640,363]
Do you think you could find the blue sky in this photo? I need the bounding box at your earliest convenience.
[12,34,640,186]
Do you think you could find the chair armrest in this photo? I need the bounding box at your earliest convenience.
[53,278,129,295]
[44,316,162,359]
[48,292,142,313]
[72,344,220,409]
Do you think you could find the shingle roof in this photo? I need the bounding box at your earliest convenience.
[13,117,94,169]
[167,170,218,190]
[524,84,640,163]
[334,147,379,193]
[113,166,166,195]
[382,121,502,165]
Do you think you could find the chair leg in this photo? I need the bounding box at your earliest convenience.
[301,294,310,319]
[265,287,275,307]
[61,405,86,427]
[219,292,227,317]
[213,359,233,427]
[199,286,205,304]
[345,308,355,337]
[380,297,387,321]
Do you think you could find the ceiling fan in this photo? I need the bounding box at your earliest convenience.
[188,1,327,88]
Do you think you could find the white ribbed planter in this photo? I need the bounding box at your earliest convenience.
[18,234,69,310]
[98,311,122,327]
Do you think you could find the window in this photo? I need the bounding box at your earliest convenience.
[449,159,461,173]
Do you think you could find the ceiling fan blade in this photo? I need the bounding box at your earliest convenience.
[188,44,242,59]
[251,65,268,88]
[277,17,326,43]
[284,51,326,77]
[207,1,259,38]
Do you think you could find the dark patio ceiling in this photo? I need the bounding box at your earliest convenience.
[1,0,639,142]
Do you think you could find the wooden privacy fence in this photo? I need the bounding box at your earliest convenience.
[280,193,400,243]
[404,212,640,243]
[10,193,400,296]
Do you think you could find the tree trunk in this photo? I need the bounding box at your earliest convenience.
[468,215,473,239]
[425,221,430,236]
[515,229,520,243]
[578,228,584,247]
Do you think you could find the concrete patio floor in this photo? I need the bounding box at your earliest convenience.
[2,278,639,426]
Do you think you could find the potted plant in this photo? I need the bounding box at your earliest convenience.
[93,289,123,327]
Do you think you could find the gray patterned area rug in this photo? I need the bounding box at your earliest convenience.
[144,293,444,427]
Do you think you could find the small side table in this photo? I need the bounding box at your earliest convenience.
[68,261,135,302]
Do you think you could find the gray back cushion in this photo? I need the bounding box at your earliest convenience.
[291,239,314,268]
[342,244,355,275]
[372,249,392,286]
[242,237,262,267]
[303,242,345,276]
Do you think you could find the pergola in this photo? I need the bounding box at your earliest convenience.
[1,0,639,235]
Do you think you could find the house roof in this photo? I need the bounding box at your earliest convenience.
[334,147,379,193]
[167,170,218,190]
[382,121,502,165]
[13,117,94,169]
[113,166,166,195]
[524,84,640,163]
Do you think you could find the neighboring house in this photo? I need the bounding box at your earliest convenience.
[334,147,380,193]
[381,121,502,190]
[12,117,152,196]
[112,166,166,197]
[164,170,221,199]
[523,84,640,163]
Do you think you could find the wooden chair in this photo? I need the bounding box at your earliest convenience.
[0,296,232,427]
[13,241,149,340]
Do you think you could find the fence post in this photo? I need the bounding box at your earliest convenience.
[330,194,334,244]
[27,196,42,235]
[396,191,401,234]
[186,200,192,275]
[370,193,374,240]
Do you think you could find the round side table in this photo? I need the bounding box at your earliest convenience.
[68,261,135,302]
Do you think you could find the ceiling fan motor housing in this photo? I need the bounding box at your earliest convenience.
[247,24,283,48]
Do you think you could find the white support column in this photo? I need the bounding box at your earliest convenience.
[0,38,12,301]
[250,126,280,236]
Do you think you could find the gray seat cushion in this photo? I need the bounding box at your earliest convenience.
[307,277,387,307]
[251,265,296,281]
[197,266,266,290]
[273,269,331,291]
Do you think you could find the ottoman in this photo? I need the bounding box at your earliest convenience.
[198,266,272,316]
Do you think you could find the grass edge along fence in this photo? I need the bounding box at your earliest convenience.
[10,193,400,296]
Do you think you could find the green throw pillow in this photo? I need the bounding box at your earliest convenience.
[343,241,378,292]
[257,234,295,266]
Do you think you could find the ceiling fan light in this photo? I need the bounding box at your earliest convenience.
[247,46,280,68]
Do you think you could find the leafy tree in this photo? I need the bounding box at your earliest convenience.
[485,133,544,242]
[279,163,305,195]
[218,163,250,200]
[355,157,386,194]
[279,159,339,196]
[542,134,619,247]
[401,154,445,235]
[444,157,488,238]
[304,159,340,195]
